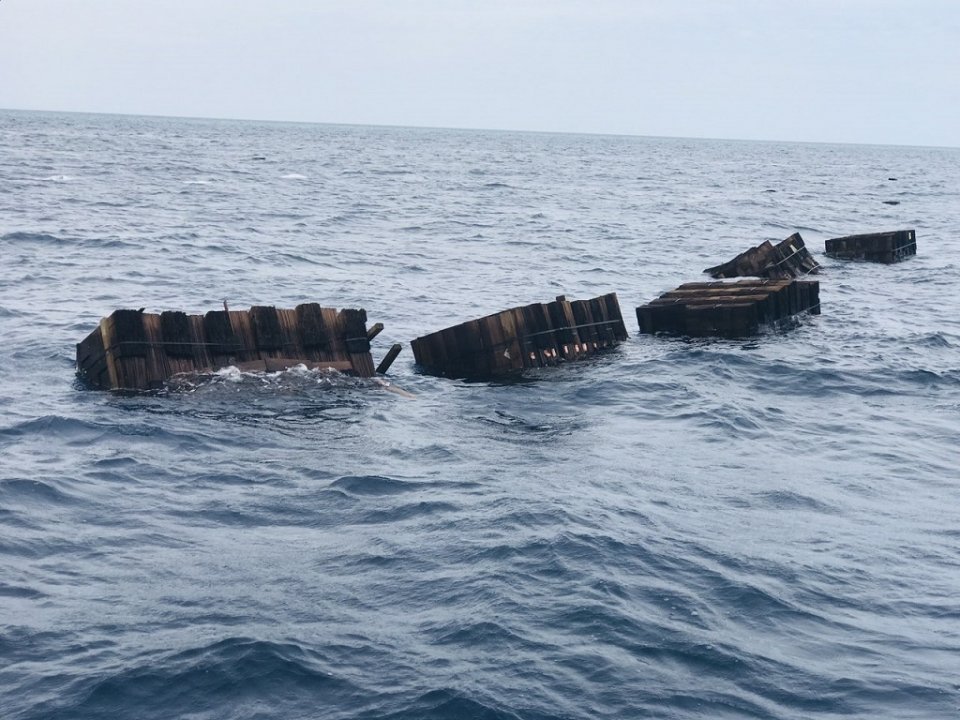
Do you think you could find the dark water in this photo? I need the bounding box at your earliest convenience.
[1,110,958,719]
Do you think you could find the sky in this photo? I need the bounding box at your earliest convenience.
[1,0,958,146]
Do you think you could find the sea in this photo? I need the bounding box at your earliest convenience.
[0,109,958,720]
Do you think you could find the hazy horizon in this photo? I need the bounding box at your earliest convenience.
[3,105,958,151]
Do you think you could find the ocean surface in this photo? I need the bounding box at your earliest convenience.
[0,109,958,719]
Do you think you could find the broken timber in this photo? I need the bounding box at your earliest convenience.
[636,279,820,338]
[704,232,820,279]
[76,304,392,391]
[411,293,629,379]
[825,229,916,264]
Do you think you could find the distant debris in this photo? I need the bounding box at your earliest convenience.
[76,304,400,391]
[252,155,266,161]
[825,229,916,264]
[704,232,820,280]
[637,279,820,338]
[412,294,628,379]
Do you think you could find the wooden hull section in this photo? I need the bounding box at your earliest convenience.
[825,229,916,263]
[76,305,380,391]
[705,233,820,279]
[637,279,820,338]
[411,294,628,379]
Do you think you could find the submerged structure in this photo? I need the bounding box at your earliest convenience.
[825,229,916,264]
[411,293,629,379]
[636,279,820,337]
[76,304,399,391]
[705,233,820,279]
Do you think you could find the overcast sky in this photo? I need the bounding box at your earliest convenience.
[1,0,958,146]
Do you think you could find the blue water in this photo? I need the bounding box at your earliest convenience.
[1,110,959,719]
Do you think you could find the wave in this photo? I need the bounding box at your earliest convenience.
[163,365,376,395]
[329,474,423,496]
[375,689,525,720]
[0,231,67,244]
[17,638,364,720]
[0,477,77,505]
[0,415,107,445]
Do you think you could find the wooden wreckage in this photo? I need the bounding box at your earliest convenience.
[411,294,628,379]
[636,279,820,338]
[626,232,822,338]
[76,304,402,392]
[75,228,919,390]
[825,229,916,264]
[704,233,820,280]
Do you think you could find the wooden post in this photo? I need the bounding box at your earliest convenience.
[376,344,403,375]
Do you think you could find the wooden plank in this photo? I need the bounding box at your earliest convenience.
[160,311,193,358]
[228,310,258,363]
[496,309,526,371]
[249,306,284,352]
[366,323,384,341]
[438,325,464,374]
[506,307,533,368]
[188,313,212,373]
[532,303,560,365]
[99,317,121,390]
[570,300,596,352]
[603,293,629,341]
[141,312,171,389]
[590,296,615,347]
[76,325,109,389]
[101,311,149,390]
[204,311,243,356]
[339,308,376,377]
[547,298,576,360]
[275,308,302,359]
[319,307,345,364]
[109,309,148,358]
[477,314,506,375]
[454,318,485,377]
[376,344,403,375]
[410,335,431,369]
[296,303,330,350]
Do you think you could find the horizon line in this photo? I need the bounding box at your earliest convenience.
[1,105,957,151]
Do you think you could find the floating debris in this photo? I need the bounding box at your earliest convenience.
[704,232,820,279]
[825,229,916,264]
[411,294,628,379]
[636,279,820,338]
[76,304,397,391]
